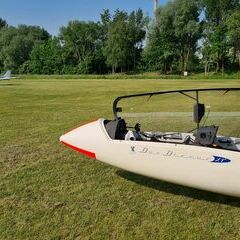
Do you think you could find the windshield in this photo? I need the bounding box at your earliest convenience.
[115,89,240,137]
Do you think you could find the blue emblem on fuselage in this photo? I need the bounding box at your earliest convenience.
[211,156,231,163]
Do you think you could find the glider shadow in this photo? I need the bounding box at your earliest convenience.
[116,170,240,207]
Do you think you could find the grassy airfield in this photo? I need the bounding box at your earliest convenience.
[0,75,240,239]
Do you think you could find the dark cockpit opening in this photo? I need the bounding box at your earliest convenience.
[104,118,240,152]
[104,118,128,140]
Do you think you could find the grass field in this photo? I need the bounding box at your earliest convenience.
[0,76,240,239]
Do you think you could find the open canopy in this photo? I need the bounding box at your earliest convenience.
[113,88,240,137]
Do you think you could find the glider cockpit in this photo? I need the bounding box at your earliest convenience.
[104,88,240,152]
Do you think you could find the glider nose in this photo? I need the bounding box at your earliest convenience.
[60,120,100,159]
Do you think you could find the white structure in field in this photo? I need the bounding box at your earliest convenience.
[0,70,16,80]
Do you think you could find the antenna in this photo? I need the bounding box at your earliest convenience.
[154,0,159,15]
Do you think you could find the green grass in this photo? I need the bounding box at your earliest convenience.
[0,76,240,240]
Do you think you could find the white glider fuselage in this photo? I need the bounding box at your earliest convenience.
[60,119,240,197]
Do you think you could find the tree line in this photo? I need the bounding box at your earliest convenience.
[0,0,239,75]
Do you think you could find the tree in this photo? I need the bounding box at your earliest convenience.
[201,0,240,72]
[144,0,201,73]
[0,18,7,29]
[144,2,178,73]
[173,0,201,72]
[226,8,240,69]
[103,10,129,73]
[103,9,147,73]
[100,9,111,41]
[59,21,106,73]
[127,9,147,70]
[0,18,8,70]
[202,0,239,24]
[23,38,63,74]
[0,25,50,71]
[143,29,175,73]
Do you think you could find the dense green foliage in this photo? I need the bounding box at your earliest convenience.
[0,0,240,74]
[0,24,49,71]
[59,20,106,74]
[201,0,240,73]
[21,38,64,74]
[102,9,147,73]
[226,8,240,69]
[144,0,201,73]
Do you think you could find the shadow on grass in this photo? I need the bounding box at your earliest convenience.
[0,83,19,86]
[116,170,240,207]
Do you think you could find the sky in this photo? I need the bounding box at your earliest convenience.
[0,0,168,36]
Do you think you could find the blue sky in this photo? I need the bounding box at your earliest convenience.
[0,0,168,36]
